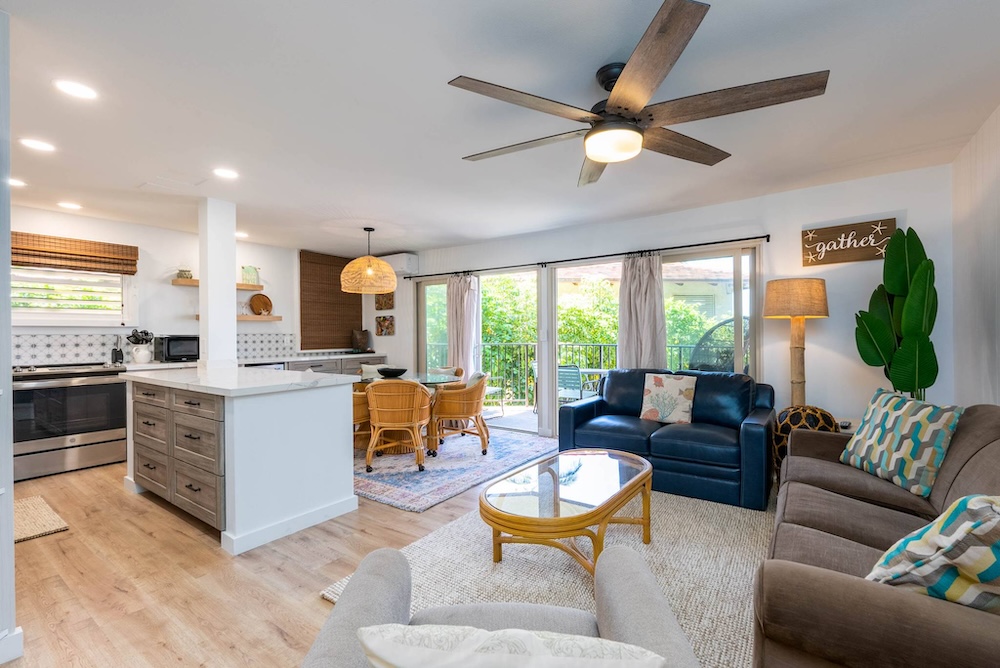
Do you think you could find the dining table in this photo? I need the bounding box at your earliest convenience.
[357,372,461,386]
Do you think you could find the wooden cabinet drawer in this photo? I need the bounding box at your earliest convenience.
[135,444,170,500]
[288,359,342,373]
[172,389,223,421]
[172,459,224,530]
[172,412,223,475]
[133,404,169,453]
[341,356,386,375]
[133,382,169,407]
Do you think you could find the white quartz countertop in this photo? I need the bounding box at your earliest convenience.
[120,367,357,397]
[125,361,199,371]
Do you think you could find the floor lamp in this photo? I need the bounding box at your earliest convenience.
[763,278,829,407]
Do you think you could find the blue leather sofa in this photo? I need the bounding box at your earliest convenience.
[558,369,776,510]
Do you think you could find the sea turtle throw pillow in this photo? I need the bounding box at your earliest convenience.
[640,373,696,423]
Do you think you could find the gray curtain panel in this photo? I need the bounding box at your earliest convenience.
[617,253,667,369]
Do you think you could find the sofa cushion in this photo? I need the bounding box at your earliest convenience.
[358,624,667,667]
[776,481,929,551]
[676,371,755,430]
[574,415,661,454]
[841,388,964,497]
[640,373,695,423]
[782,453,937,519]
[867,494,1000,614]
[649,423,739,467]
[928,404,1000,512]
[602,369,671,416]
[411,603,598,637]
[769,522,886,578]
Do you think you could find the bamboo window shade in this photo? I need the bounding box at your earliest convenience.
[11,232,139,275]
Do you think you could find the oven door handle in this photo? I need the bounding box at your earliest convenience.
[12,376,125,390]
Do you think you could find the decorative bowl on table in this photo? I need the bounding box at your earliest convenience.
[377,367,407,378]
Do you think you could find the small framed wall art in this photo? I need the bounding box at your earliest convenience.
[375,292,394,311]
[375,315,395,336]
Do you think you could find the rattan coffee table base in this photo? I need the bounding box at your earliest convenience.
[479,450,652,576]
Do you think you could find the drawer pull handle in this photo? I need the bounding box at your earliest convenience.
[141,392,156,397]
[185,483,202,493]
[183,433,202,440]
[183,400,202,406]
[141,420,156,426]
[309,364,323,368]
[142,463,157,470]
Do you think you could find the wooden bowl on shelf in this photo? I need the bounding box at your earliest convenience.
[248,293,272,316]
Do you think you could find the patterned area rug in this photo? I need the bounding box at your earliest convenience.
[14,496,69,543]
[353,429,557,512]
[323,491,776,668]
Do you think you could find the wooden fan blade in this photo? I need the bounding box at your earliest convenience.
[606,0,709,118]
[449,76,601,124]
[462,129,589,161]
[578,157,607,187]
[642,127,730,165]
[641,71,830,127]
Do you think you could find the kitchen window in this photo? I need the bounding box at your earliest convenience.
[11,266,137,326]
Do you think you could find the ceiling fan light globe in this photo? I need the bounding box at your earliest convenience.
[584,123,643,163]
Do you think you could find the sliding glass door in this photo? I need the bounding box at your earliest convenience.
[417,281,448,372]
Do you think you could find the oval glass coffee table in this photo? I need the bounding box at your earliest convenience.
[479,449,652,575]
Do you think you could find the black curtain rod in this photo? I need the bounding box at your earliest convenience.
[404,233,770,281]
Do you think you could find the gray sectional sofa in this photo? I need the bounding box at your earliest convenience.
[754,404,1000,667]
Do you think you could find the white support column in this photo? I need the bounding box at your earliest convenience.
[198,198,238,369]
[0,11,25,663]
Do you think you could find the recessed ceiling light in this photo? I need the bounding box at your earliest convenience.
[20,138,56,152]
[235,231,249,239]
[8,178,26,187]
[213,167,239,179]
[57,202,82,210]
[53,79,98,99]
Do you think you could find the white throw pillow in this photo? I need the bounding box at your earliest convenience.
[360,363,389,379]
[466,371,488,388]
[358,624,667,668]
[430,366,457,375]
[640,374,696,423]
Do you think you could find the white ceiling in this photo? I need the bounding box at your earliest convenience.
[2,0,999,257]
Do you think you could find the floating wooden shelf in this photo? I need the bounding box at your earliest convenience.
[172,278,264,291]
[195,314,282,322]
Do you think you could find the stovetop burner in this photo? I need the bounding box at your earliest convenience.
[12,362,125,379]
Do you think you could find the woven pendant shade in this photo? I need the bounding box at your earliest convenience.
[340,227,398,294]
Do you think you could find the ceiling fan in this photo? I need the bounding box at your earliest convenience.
[449,0,829,186]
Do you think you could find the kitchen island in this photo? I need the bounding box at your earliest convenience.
[120,366,358,555]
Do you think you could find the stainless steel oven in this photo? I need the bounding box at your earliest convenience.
[12,363,127,481]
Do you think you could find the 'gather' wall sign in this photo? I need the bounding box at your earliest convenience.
[801,218,896,266]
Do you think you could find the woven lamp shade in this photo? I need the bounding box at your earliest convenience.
[340,255,398,294]
[763,278,829,318]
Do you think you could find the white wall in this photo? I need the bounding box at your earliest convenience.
[952,102,1000,406]
[412,165,955,420]
[361,278,416,368]
[0,10,23,663]
[11,206,298,339]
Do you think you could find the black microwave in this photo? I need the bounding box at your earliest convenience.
[154,335,200,362]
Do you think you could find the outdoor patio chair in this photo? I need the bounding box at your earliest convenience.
[364,380,432,473]
[557,364,598,403]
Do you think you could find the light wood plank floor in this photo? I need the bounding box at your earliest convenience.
[9,462,484,667]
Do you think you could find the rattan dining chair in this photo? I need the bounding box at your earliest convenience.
[428,372,490,457]
[352,388,371,450]
[364,379,433,473]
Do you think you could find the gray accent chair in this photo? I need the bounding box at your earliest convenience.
[303,545,699,667]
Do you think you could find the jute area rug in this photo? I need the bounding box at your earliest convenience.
[14,495,69,543]
[353,429,557,512]
[323,491,776,668]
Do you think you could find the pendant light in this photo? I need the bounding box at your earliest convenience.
[340,227,397,294]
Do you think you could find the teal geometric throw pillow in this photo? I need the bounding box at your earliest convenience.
[840,388,963,497]
[867,495,1000,614]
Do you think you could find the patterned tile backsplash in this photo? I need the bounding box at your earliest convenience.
[11,333,342,366]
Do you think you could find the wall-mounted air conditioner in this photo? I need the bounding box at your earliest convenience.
[380,253,419,276]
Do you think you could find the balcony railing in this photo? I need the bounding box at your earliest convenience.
[426,341,734,406]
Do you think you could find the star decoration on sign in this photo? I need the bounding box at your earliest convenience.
[875,244,887,257]
[804,230,817,241]
[805,251,817,263]
[871,221,887,235]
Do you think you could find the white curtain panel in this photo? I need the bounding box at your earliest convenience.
[446,274,480,381]
[617,253,667,369]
